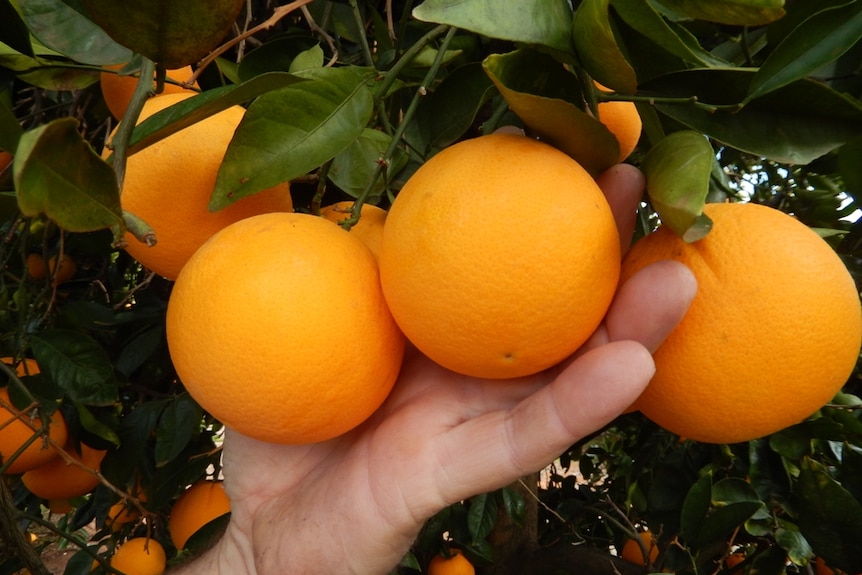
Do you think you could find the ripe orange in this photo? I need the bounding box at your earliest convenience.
[26,254,47,281]
[101,64,198,120]
[320,201,387,259]
[428,549,475,575]
[379,133,619,379]
[47,254,76,287]
[21,442,106,500]
[0,150,12,172]
[620,530,659,565]
[111,92,293,280]
[594,83,642,162]
[166,212,406,444]
[621,202,862,443]
[168,479,231,549]
[0,358,67,474]
[109,537,166,575]
[725,551,746,568]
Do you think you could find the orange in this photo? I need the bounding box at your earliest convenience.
[101,64,198,120]
[320,201,387,259]
[168,479,231,549]
[0,150,12,172]
[166,212,406,444]
[109,537,166,575]
[621,202,862,444]
[47,254,77,286]
[379,133,619,379]
[620,530,659,565]
[594,83,642,162]
[428,549,475,575]
[21,442,106,500]
[111,92,293,280]
[26,253,47,281]
[725,551,746,568]
[48,499,73,514]
[0,358,68,474]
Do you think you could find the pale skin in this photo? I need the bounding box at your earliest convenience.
[172,163,698,575]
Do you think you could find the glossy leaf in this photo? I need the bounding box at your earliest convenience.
[412,0,574,55]
[30,329,119,406]
[19,0,132,65]
[653,0,786,26]
[0,0,34,57]
[775,520,814,566]
[680,474,711,542]
[74,403,121,447]
[212,66,375,210]
[642,69,862,164]
[467,492,498,543]
[328,128,408,200]
[572,0,637,94]
[642,130,714,241]
[289,43,324,73]
[747,2,862,101]
[797,458,862,573]
[82,0,244,68]
[482,48,619,175]
[712,477,761,504]
[154,395,201,467]
[14,118,123,232]
[0,41,99,90]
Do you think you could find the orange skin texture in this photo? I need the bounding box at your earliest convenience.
[0,358,68,475]
[379,133,620,379]
[101,64,198,120]
[166,213,406,444]
[110,92,293,280]
[169,480,231,549]
[109,537,166,575]
[320,201,387,260]
[428,549,475,575]
[620,531,659,565]
[594,83,642,162]
[621,202,862,444]
[21,442,106,500]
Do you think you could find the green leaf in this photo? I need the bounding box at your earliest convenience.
[747,2,862,101]
[482,48,619,175]
[14,118,123,232]
[840,444,862,504]
[19,0,132,65]
[775,519,814,565]
[30,329,119,406]
[612,0,728,67]
[82,0,244,69]
[797,458,862,573]
[694,501,764,548]
[712,477,761,505]
[125,72,309,156]
[653,0,786,26]
[154,394,201,467]
[680,474,711,542]
[641,69,862,164]
[572,0,638,94]
[0,0,34,57]
[289,43,324,73]
[500,486,526,526]
[0,98,22,153]
[74,403,120,447]
[328,128,407,201]
[642,130,714,241]
[412,0,574,55]
[467,492,498,543]
[212,66,375,210]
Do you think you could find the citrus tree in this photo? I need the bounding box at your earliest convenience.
[1,0,862,574]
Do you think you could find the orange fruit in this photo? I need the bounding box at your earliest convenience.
[168,480,231,549]
[379,133,619,379]
[48,499,73,514]
[0,358,68,474]
[26,254,47,281]
[106,500,140,531]
[428,549,475,575]
[594,83,642,162]
[725,551,746,568]
[0,150,12,172]
[109,537,166,575]
[21,442,106,500]
[47,254,77,286]
[166,212,406,444]
[110,92,293,280]
[101,64,198,120]
[621,202,862,444]
[320,201,387,259]
[620,530,659,564]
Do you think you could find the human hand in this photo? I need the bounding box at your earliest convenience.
[173,164,697,575]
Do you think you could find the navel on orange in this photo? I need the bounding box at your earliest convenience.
[379,134,620,379]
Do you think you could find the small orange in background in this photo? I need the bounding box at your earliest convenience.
[594,82,642,162]
[320,201,387,259]
[109,537,166,575]
[100,64,198,120]
[379,133,619,379]
[0,358,68,475]
[428,549,475,575]
[21,442,106,500]
[620,530,659,565]
[0,150,12,172]
[621,202,862,444]
[168,479,231,549]
[25,254,47,281]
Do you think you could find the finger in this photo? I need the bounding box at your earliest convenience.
[595,164,645,256]
[432,340,655,504]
